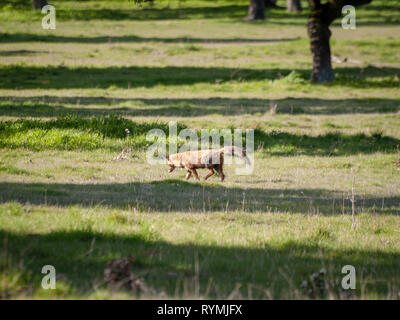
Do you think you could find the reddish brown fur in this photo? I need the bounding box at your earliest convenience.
[166,147,249,182]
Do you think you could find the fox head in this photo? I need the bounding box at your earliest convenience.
[165,154,176,173]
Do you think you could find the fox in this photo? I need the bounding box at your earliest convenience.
[166,146,250,182]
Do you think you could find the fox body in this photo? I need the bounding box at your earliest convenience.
[166,146,250,182]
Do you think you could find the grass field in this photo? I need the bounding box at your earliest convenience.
[0,0,399,299]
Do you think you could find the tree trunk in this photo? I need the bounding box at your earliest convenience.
[308,18,333,82]
[32,0,48,10]
[247,0,265,20]
[307,0,373,83]
[264,0,278,8]
[287,0,302,12]
[307,1,338,82]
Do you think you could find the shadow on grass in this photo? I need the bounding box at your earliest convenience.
[54,4,250,21]
[0,115,172,139]
[0,33,299,44]
[0,181,399,215]
[0,50,43,56]
[0,116,398,155]
[0,65,399,89]
[0,217,399,298]
[2,3,398,25]
[1,4,299,23]
[1,96,399,116]
[254,129,400,156]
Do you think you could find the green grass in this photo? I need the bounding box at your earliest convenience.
[0,0,400,299]
[1,204,399,299]
[0,115,177,151]
[1,116,398,155]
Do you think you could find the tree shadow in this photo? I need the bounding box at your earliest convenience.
[4,3,397,26]
[1,96,399,116]
[0,65,398,89]
[0,33,299,44]
[266,5,400,26]
[253,129,400,156]
[53,4,250,21]
[51,2,395,27]
[1,1,398,27]
[0,221,399,298]
[0,50,43,56]
[0,116,398,155]
[0,181,398,215]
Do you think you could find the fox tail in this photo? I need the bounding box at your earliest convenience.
[220,146,251,165]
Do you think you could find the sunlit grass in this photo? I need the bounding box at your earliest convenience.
[0,0,399,299]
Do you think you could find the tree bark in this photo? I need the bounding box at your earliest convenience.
[287,0,302,12]
[307,0,372,83]
[247,0,265,20]
[32,0,48,10]
[264,0,278,8]
[308,18,333,82]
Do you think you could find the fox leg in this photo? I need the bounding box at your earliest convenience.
[204,168,215,180]
[185,171,192,180]
[216,165,225,182]
[191,169,200,181]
